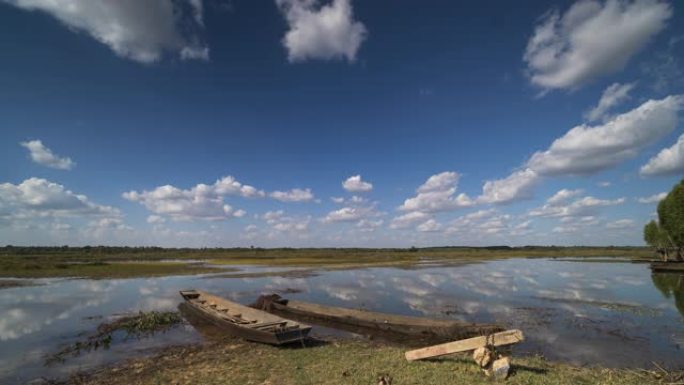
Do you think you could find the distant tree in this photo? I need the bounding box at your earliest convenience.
[644,220,672,261]
[648,179,684,262]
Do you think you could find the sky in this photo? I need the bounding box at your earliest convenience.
[1,0,684,248]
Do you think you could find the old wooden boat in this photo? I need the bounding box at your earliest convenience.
[179,290,311,345]
[253,294,502,341]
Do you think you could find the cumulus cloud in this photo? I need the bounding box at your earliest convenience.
[524,0,672,91]
[123,176,260,221]
[323,205,378,223]
[0,178,119,220]
[389,211,431,230]
[527,96,683,176]
[276,0,367,62]
[342,175,373,192]
[261,210,311,233]
[445,209,513,236]
[399,172,474,213]
[269,188,315,202]
[416,219,442,233]
[147,215,166,224]
[20,140,74,170]
[528,190,625,218]
[474,95,681,204]
[356,218,383,232]
[637,192,667,203]
[640,133,684,176]
[478,169,539,204]
[2,0,209,63]
[584,82,635,122]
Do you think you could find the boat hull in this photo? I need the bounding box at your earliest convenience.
[254,294,502,342]
[180,290,311,345]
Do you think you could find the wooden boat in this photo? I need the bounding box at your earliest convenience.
[179,290,311,345]
[253,294,502,341]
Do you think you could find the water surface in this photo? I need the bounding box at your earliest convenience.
[1,258,683,384]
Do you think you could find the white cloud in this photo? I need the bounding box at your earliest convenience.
[356,218,383,232]
[389,211,430,229]
[399,172,474,213]
[478,169,539,204]
[529,191,625,218]
[598,181,612,187]
[323,205,378,223]
[331,196,345,203]
[416,219,442,233]
[527,96,683,176]
[261,210,311,234]
[640,133,684,176]
[269,188,314,202]
[88,217,132,231]
[547,189,584,205]
[552,225,579,234]
[584,82,635,122]
[342,175,373,192]
[606,219,635,229]
[3,0,209,63]
[524,0,672,91]
[276,0,366,62]
[19,140,74,170]
[123,176,258,221]
[637,192,667,203]
[0,177,119,219]
[146,215,165,224]
[444,209,513,236]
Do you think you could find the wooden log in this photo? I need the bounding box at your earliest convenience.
[405,329,524,361]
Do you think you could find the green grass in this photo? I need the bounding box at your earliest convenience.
[0,261,218,279]
[69,340,679,385]
[0,245,657,278]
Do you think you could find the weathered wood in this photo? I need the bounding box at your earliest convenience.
[404,329,524,361]
[179,290,311,345]
[249,321,287,329]
[255,294,503,341]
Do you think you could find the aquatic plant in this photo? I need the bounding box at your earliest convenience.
[45,311,183,365]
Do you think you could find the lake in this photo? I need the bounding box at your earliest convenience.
[1,257,683,384]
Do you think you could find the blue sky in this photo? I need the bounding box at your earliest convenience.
[1,0,683,247]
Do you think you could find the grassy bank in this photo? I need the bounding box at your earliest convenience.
[0,261,219,279]
[67,340,677,385]
[0,246,655,278]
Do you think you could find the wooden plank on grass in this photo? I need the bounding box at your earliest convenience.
[405,329,524,361]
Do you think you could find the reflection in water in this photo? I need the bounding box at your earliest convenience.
[651,273,684,317]
[1,260,684,384]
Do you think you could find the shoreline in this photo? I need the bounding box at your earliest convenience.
[54,338,682,385]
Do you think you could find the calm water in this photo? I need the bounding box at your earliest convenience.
[1,258,683,384]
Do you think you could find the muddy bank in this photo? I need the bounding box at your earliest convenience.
[0,279,35,289]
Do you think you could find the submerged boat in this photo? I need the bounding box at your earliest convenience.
[179,290,312,345]
[253,294,502,342]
